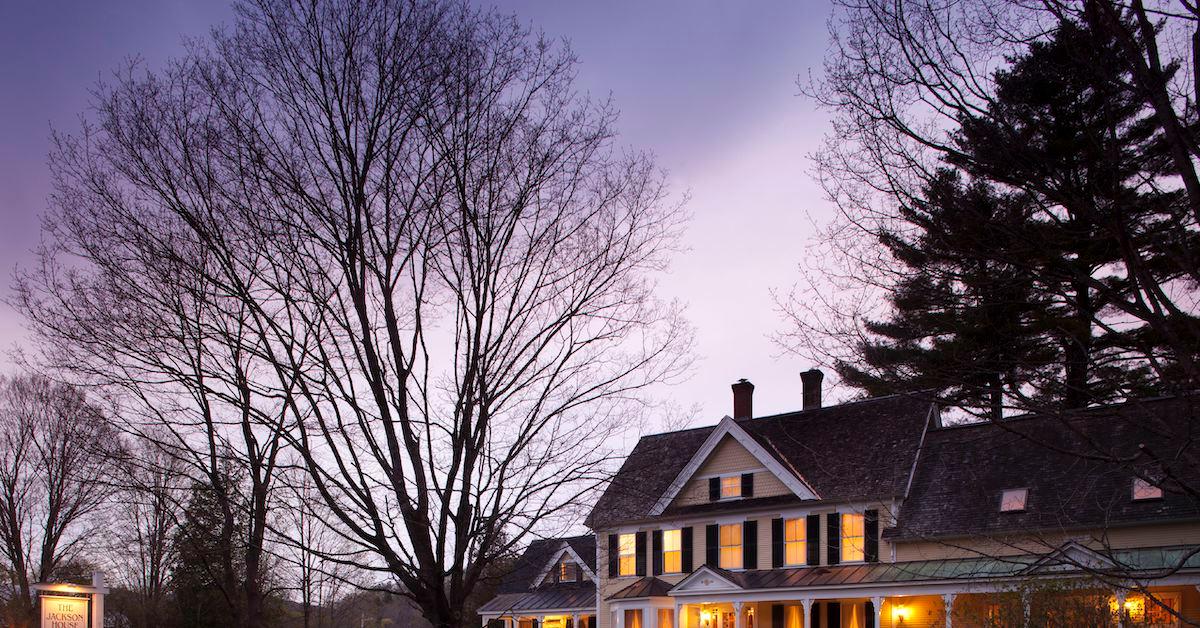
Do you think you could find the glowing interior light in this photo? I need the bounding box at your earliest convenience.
[891,604,910,622]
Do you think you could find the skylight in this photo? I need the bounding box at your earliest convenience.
[999,488,1028,512]
[1132,478,1163,501]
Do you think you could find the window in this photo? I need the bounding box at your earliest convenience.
[662,529,682,573]
[719,523,742,569]
[784,518,806,566]
[720,476,742,499]
[617,533,636,576]
[841,513,865,562]
[1133,477,1163,501]
[559,561,577,582]
[1144,593,1181,627]
[657,609,674,628]
[624,609,643,628]
[1000,488,1028,512]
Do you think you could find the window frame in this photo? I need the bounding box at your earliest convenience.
[719,475,742,500]
[718,522,743,570]
[662,528,683,574]
[617,533,637,577]
[559,561,577,582]
[783,517,807,566]
[1132,477,1164,501]
[840,512,865,563]
[999,487,1028,512]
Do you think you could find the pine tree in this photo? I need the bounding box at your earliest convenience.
[840,18,1187,413]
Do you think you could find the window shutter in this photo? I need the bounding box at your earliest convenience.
[743,520,758,569]
[771,517,784,568]
[806,515,820,565]
[865,509,879,563]
[741,472,754,497]
[705,524,718,566]
[635,531,647,576]
[608,534,618,578]
[811,602,821,628]
[827,602,841,627]
[652,530,663,576]
[827,513,841,565]
[682,526,694,572]
[709,477,720,501]
[865,601,876,628]
[772,604,784,628]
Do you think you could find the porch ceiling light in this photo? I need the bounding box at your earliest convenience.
[892,603,910,622]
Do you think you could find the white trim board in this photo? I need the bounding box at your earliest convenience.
[649,416,820,516]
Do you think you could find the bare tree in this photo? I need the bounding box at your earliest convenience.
[0,376,113,628]
[14,1,689,627]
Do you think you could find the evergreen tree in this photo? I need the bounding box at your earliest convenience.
[840,18,1189,412]
[172,474,250,628]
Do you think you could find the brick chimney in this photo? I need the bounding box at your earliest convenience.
[731,379,754,419]
[801,369,824,410]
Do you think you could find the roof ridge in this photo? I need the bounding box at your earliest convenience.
[929,393,1193,432]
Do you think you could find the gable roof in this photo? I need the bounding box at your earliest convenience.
[495,535,597,594]
[587,394,934,529]
[650,416,820,515]
[888,396,1200,541]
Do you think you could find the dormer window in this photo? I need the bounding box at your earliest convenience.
[1000,488,1028,512]
[720,476,742,499]
[559,561,577,582]
[1132,477,1163,501]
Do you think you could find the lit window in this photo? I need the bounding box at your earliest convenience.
[783,518,806,566]
[1000,488,1028,512]
[662,529,682,573]
[657,609,674,628]
[559,561,576,582]
[1132,478,1163,501]
[719,523,742,569]
[1145,593,1180,625]
[720,476,742,499]
[618,533,636,576]
[841,513,864,562]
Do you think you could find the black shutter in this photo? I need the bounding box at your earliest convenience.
[771,518,784,568]
[811,602,821,628]
[531,620,540,628]
[806,514,820,565]
[682,526,694,572]
[741,472,754,497]
[652,530,663,575]
[709,477,720,501]
[635,531,647,576]
[865,509,880,562]
[827,602,841,627]
[743,520,758,569]
[608,534,618,577]
[706,524,719,566]
[827,513,841,565]
[865,601,876,628]
[772,604,784,628]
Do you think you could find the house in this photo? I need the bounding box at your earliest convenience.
[480,535,598,628]
[484,371,1200,627]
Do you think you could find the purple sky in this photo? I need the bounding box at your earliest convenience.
[0,1,838,424]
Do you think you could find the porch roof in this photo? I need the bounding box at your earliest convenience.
[477,583,595,615]
[670,544,1200,594]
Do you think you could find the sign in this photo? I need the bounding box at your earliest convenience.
[40,595,88,628]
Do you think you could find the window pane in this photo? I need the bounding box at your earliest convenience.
[784,519,805,542]
[841,513,864,562]
[1133,478,1163,500]
[658,609,674,628]
[664,529,681,551]
[1000,488,1027,511]
[625,610,643,628]
[720,476,742,498]
[618,533,636,576]
[664,551,681,573]
[719,523,742,569]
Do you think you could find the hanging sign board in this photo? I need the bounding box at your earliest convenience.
[40,595,89,628]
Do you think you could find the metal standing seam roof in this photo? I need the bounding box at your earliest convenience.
[607,577,676,600]
[477,584,596,614]
[668,546,1200,594]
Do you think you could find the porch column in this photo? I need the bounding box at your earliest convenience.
[871,597,883,628]
[733,602,744,628]
[943,593,956,628]
[800,599,813,628]
[1115,590,1127,628]
[1021,590,1031,628]
[572,613,581,628]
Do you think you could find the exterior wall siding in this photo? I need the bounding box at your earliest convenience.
[892,520,1200,562]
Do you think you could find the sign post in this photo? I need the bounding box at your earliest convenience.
[32,572,106,628]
